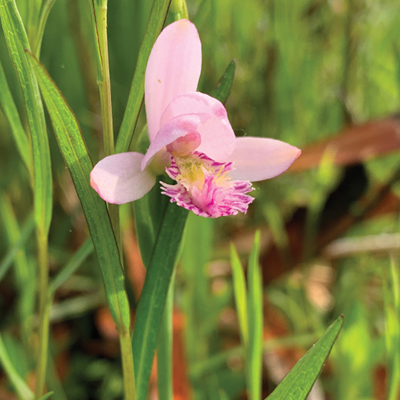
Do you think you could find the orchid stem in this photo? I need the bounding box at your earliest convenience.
[120,329,136,400]
[171,0,188,20]
[34,228,50,399]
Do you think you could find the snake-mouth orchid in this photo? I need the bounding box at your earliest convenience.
[90,19,301,218]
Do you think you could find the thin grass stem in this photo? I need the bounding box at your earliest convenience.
[92,1,121,250]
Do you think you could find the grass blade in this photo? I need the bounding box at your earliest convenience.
[0,0,52,234]
[210,59,236,104]
[0,196,35,341]
[132,202,188,400]
[0,214,34,281]
[38,393,54,400]
[27,52,130,331]
[230,243,249,347]
[116,0,171,153]
[0,334,33,400]
[0,59,33,178]
[266,315,344,400]
[50,238,94,293]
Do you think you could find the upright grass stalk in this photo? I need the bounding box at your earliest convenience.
[91,0,120,241]
[35,230,51,398]
[92,1,114,158]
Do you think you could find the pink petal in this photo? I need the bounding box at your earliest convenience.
[228,137,301,181]
[160,92,236,161]
[145,19,202,141]
[90,153,156,204]
[141,114,206,170]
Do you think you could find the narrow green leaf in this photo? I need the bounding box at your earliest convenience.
[38,392,54,400]
[230,243,249,346]
[0,214,34,281]
[266,315,344,400]
[0,334,33,400]
[27,52,130,331]
[0,196,35,331]
[132,202,188,400]
[210,60,236,104]
[88,0,103,83]
[0,0,52,234]
[116,0,171,153]
[50,238,94,293]
[0,59,33,177]
[247,231,263,400]
[33,0,57,56]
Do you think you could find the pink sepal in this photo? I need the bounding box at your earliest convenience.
[90,153,156,204]
[228,137,301,181]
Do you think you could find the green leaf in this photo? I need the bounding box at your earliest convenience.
[0,214,34,282]
[0,334,33,400]
[266,315,344,400]
[50,237,94,293]
[0,59,33,178]
[210,60,236,104]
[132,202,188,400]
[27,52,130,331]
[0,196,35,328]
[230,243,249,346]
[33,0,57,56]
[0,0,52,234]
[116,0,171,153]
[38,392,54,400]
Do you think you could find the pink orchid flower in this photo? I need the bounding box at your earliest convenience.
[90,19,301,218]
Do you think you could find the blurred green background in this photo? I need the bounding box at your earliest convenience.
[1,0,400,398]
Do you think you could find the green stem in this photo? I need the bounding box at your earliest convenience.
[157,273,174,400]
[120,329,136,400]
[96,3,114,157]
[93,1,120,247]
[171,0,188,20]
[35,228,50,400]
